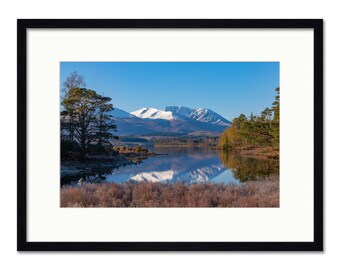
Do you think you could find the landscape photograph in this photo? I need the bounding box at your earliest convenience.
[60,62,280,207]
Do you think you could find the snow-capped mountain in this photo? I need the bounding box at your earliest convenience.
[165,106,231,126]
[131,107,174,120]
[110,106,231,136]
[130,106,230,126]
[111,107,137,118]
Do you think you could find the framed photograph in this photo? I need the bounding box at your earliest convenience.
[17,19,323,251]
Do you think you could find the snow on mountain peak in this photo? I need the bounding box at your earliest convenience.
[165,106,192,118]
[110,107,136,118]
[130,107,174,120]
[128,106,231,126]
[165,106,231,126]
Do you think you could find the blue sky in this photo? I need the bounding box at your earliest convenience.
[60,62,279,120]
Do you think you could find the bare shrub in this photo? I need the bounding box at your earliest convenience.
[61,175,279,208]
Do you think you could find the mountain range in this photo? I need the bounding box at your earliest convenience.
[110,106,231,136]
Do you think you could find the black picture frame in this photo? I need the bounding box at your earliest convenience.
[17,19,323,251]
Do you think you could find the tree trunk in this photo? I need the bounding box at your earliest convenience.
[80,139,86,161]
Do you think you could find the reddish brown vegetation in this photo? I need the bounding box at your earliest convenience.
[60,175,279,208]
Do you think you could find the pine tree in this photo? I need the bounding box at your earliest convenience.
[61,88,118,161]
[270,87,280,149]
[96,102,118,148]
[218,87,280,151]
[61,72,86,142]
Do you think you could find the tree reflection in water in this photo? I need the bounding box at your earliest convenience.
[61,149,279,186]
[218,150,279,182]
[61,165,119,187]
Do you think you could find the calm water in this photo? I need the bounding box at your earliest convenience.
[61,148,279,186]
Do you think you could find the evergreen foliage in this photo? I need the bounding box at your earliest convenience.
[218,87,280,151]
[60,75,118,161]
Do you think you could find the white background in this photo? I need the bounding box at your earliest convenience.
[27,29,313,242]
[0,0,338,269]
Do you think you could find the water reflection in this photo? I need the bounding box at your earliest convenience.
[61,148,279,186]
[218,151,279,182]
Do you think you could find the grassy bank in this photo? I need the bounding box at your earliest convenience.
[60,175,279,208]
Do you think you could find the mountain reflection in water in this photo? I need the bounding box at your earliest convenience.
[61,148,279,186]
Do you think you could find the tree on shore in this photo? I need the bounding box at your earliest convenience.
[61,87,118,161]
[62,71,86,97]
[218,87,280,151]
[270,87,280,149]
[96,101,118,147]
[61,72,86,142]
